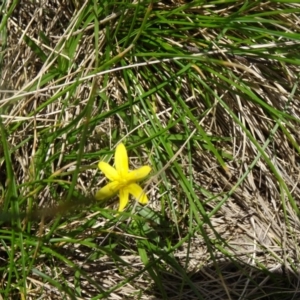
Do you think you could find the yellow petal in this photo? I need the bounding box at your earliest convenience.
[126,183,148,205]
[118,188,129,211]
[98,161,119,181]
[115,143,128,177]
[95,181,120,200]
[125,166,151,183]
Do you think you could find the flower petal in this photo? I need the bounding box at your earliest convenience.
[118,188,129,211]
[126,183,148,204]
[115,143,128,177]
[125,166,151,183]
[95,181,120,200]
[98,161,119,181]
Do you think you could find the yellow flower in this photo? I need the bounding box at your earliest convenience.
[95,143,151,211]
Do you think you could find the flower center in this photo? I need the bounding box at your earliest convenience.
[118,177,128,187]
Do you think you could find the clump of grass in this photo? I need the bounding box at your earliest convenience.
[0,0,300,299]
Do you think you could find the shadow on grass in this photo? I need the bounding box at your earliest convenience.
[149,259,300,300]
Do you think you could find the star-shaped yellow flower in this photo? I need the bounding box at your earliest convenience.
[95,143,151,211]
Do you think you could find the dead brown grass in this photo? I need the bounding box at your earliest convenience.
[1,1,300,299]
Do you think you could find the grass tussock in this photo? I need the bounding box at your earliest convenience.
[0,0,300,299]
